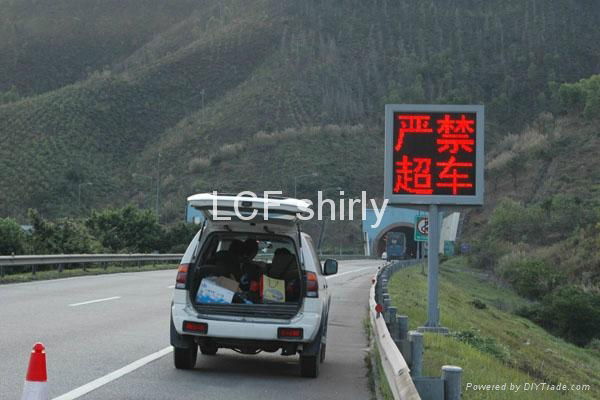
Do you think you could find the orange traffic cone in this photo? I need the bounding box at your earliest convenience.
[21,343,48,400]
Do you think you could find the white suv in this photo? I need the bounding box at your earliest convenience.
[170,193,338,377]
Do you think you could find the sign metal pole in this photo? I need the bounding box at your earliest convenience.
[426,204,439,327]
[422,204,448,333]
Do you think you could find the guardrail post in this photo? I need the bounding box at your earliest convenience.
[382,294,390,315]
[442,365,462,400]
[32,264,36,276]
[58,263,64,273]
[388,306,397,336]
[409,331,423,377]
[397,315,409,340]
[0,265,4,278]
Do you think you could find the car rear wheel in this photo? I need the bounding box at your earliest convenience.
[199,342,218,355]
[173,345,197,369]
[300,334,322,378]
[300,353,320,378]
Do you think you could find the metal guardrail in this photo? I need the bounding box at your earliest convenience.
[0,254,184,267]
[0,254,184,277]
[370,261,421,400]
[373,261,463,400]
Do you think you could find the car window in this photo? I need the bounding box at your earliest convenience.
[198,233,298,265]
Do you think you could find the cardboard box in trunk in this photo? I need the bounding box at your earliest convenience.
[196,277,240,304]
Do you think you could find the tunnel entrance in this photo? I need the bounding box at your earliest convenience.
[374,225,417,259]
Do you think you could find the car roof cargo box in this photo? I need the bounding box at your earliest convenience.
[187,193,310,223]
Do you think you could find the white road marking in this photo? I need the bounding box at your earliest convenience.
[326,267,371,280]
[167,284,175,289]
[68,296,121,307]
[52,346,173,400]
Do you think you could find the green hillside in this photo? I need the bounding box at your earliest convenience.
[389,259,600,400]
[1,0,600,221]
[0,0,199,95]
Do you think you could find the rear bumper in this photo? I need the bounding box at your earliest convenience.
[171,303,321,343]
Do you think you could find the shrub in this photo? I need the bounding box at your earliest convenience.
[541,194,592,240]
[488,199,544,244]
[86,205,163,252]
[0,217,28,255]
[558,83,586,113]
[498,254,564,299]
[450,329,510,362]
[158,222,199,253]
[558,75,600,120]
[28,209,102,254]
[467,235,510,270]
[587,338,600,354]
[520,286,600,346]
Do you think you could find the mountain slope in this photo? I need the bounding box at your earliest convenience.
[1,0,600,220]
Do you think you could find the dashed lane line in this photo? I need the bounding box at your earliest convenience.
[68,296,121,307]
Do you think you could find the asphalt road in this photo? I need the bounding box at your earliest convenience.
[0,259,384,400]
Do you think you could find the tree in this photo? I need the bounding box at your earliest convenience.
[158,222,199,253]
[86,205,163,252]
[28,209,101,254]
[536,286,600,346]
[0,217,27,255]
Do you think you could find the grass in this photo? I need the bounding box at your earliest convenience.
[0,263,177,284]
[363,315,394,400]
[372,345,395,400]
[388,257,600,400]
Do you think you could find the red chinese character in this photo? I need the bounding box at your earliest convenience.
[454,114,475,134]
[393,156,433,194]
[436,114,475,154]
[394,115,433,151]
[437,114,455,134]
[436,156,473,195]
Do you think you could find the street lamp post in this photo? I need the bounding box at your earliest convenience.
[156,153,161,220]
[294,172,319,198]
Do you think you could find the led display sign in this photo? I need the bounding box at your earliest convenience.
[384,104,484,205]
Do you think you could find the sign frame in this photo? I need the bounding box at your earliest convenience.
[384,104,485,205]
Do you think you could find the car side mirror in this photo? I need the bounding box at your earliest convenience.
[323,259,338,275]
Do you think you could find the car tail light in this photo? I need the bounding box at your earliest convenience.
[175,264,189,289]
[305,271,319,298]
[183,321,208,334]
[278,327,303,339]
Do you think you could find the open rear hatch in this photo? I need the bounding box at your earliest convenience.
[187,193,308,320]
[187,192,310,223]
